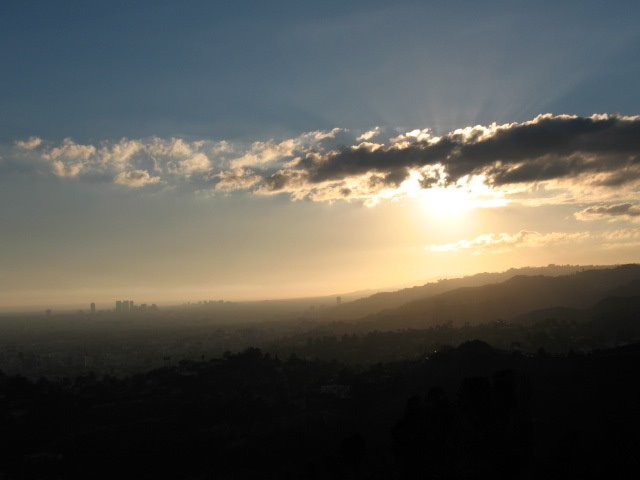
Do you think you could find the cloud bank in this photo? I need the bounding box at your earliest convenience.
[5,113,640,207]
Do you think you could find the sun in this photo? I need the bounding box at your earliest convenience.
[420,186,472,217]
[398,171,472,218]
[398,171,508,219]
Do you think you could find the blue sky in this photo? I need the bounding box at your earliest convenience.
[2,0,639,142]
[2,1,640,308]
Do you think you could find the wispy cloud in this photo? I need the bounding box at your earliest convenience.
[356,127,381,142]
[430,230,590,254]
[114,170,161,187]
[51,160,84,178]
[575,203,640,222]
[214,168,262,192]
[430,226,640,255]
[230,139,297,169]
[15,136,42,150]
[601,228,640,249]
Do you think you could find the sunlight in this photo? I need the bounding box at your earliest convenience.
[399,170,508,220]
[420,186,471,217]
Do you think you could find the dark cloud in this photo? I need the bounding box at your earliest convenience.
[262,169,307,192]
[589,167,640,187]
[301,140,453,184]
[576,203,640,221]
[284,114,640,189]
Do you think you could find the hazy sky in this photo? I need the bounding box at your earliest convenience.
[2,0,640,309]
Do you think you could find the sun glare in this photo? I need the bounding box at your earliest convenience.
[421,186,472,217]
[398,170,508,220]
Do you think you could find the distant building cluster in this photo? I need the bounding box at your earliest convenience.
[114,300,157,313]
[115,300,132,313]
[180,300,227,309]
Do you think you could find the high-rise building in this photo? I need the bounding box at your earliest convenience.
[90,302,96,314]
[336,296,342,306]
[115,300,122,312]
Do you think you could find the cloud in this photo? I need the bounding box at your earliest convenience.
[42,138,96,161]
[431,225,640,255]
[250,113,640,206]
[147,137,195,158]
[228,129,343,169]
[601,228,640,249]
[575,203,640,221]
[230,139,297,168]
[4,114,640,203]
[114,170,161,187]
[356,127,381,142]
[178,153,211,175]
[214,168,262,192]
[52,160,83,177]
[15,137,42,150]
[99,139,143,168]
[291,114,640,189]
[603,228,640,242]
[430,230,590,254]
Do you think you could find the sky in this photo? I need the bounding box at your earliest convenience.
[1,0,640,309]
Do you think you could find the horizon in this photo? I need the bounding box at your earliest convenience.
[2,261,632,314]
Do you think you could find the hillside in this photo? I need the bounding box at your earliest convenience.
[514,291,640,324]
[354,264,640,330]
[323,264,610,321]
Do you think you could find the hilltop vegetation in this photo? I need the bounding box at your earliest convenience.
[2,342,640,479]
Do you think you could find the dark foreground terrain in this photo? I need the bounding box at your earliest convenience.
[2,341,640,479]
[3,265,640,478]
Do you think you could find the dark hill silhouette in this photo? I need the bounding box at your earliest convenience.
[507,294,640,347]
[605,278,640,297]
[590,295,640,333]
[355,264,640,330]
[592,294,640,316]
[455,339,497,356]
[324,264,611,321]
[513,283,640,326]
[513,306,585,325]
